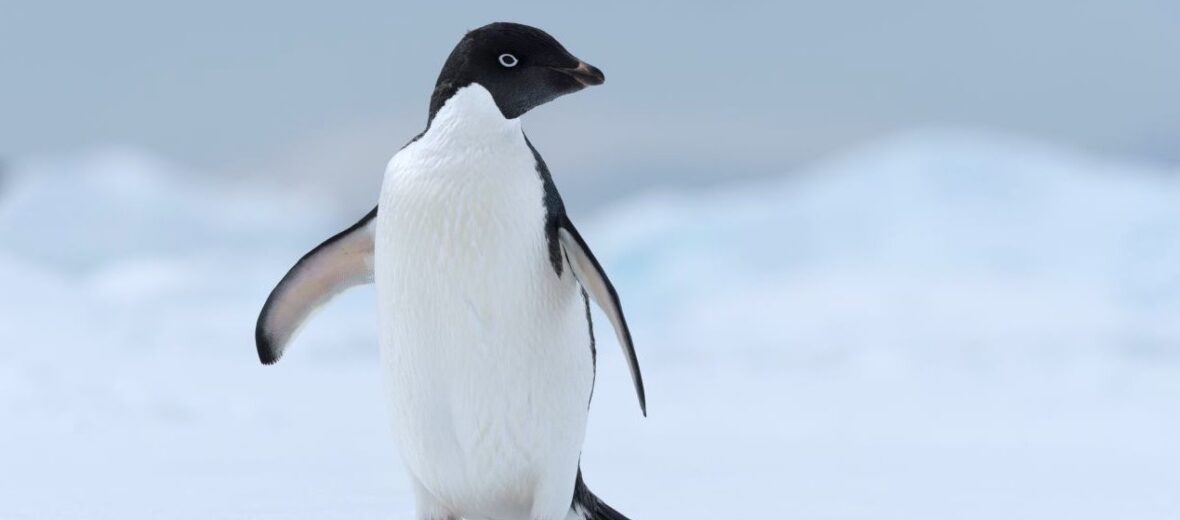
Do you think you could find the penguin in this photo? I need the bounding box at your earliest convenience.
[255,22,645,520]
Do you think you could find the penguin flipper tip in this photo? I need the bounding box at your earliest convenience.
[255,327,282,365]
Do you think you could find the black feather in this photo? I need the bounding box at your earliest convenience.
[572,469,631,520]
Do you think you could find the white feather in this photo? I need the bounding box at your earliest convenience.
[375,85,593,520]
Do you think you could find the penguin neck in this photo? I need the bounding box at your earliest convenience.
[423,84,522,146]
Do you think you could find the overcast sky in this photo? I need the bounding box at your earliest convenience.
[3,0,1178,207]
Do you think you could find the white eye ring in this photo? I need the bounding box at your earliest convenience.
[498,53,518,68]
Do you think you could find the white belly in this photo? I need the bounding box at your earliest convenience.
[373,87,593,519]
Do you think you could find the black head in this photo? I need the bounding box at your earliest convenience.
[428,22,605,121]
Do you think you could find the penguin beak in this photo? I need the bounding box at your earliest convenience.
[552,61,605,87]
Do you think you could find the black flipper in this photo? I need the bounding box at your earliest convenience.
[558,217,647,416]
[255,207,377,364]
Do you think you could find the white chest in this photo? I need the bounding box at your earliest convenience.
[372,85,593,517]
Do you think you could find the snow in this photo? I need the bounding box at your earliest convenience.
[2,131,1178,518]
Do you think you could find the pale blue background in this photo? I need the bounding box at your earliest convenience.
[4,0,1178,205]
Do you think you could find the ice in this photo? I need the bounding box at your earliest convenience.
[1,131,1178,518]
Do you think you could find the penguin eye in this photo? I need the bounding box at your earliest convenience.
[498,53,518,68]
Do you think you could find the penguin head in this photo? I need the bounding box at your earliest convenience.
[429,22,605,121]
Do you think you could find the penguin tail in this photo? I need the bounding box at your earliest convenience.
[570,470,631,520]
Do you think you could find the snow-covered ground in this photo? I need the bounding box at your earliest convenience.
[2,131,1178,519]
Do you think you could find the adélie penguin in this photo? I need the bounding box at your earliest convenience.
[255,22,645,520]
